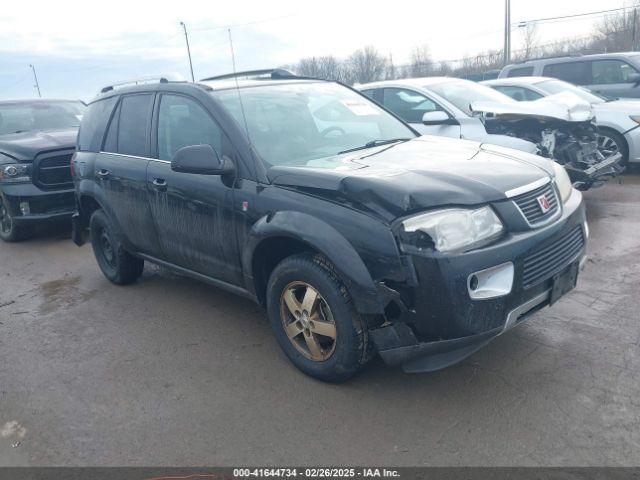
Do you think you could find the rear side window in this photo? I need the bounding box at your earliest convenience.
[493,85,543,101]
[543,62,590,85]
[77,97,117,152]
[116,94,154,157]
[506,66,534,78]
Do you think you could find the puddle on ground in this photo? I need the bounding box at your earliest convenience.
[38,275,95,314]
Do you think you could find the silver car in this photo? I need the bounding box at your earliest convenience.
[498,52,640,100]
[483,76,640,167]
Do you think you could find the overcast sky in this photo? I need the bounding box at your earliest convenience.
[0,0,629,100]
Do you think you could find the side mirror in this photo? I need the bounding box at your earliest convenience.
[170,144,233,175]
[422,110,456,125]
[627,72,640,86]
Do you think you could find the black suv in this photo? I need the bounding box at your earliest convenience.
[0,99,85,241]
[72,71,588,381]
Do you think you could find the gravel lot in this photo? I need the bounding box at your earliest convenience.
[1,174,639,466]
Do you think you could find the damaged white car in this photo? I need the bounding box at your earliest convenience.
[358,78,623,190]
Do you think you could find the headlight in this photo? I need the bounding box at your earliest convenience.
[629,115,640,124]
[401,206,504,253]
[0,163,31,183]
[551,161,572,203]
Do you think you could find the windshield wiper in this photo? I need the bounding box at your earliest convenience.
[337,138,411,155]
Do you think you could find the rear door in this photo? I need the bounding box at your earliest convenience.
[97,93,163,256]
[146,93,242,284]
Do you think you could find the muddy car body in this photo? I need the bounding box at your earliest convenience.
[0,99,85,241]
[72,71,588,381]
[358,78,621,189]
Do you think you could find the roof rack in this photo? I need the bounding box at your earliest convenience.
[100,76,176,93]
[200,68,297,82]
[512,53,584,65]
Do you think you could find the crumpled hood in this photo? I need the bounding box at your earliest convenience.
[471,92,594,122]
[0,128,78,161]
[269,136,553,220]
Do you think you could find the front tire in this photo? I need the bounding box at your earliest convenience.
[266,253,370,382]
[89,210,144,285]
[598,128,628,167]
[0,196,29,242]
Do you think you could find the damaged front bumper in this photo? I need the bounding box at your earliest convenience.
[567,152,624,190]
[370,188,587,373]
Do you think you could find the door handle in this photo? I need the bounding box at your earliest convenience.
[151,178,167,191]
[96,169,110,178]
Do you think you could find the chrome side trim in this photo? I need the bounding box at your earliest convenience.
[502,290,550,332]
[505,176,551,198]
[99,151,171,164]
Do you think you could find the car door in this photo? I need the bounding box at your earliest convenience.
[146,93,242,285]
[588,59,640,99]
[97,93,163,256]
[380,87,461,137]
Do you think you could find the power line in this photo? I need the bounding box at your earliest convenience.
[515,6,630,27]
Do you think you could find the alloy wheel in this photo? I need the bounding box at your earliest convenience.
[99,228,117,268]
[280,281,337,361]
[597,134,620,159]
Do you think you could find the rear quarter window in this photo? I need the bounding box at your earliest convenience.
[506,66,534,77]
[77,96,118,152]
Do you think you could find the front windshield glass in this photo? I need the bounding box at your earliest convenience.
[426,80,514,115]
[211,82,415,167]
[537,79,605,104]
[0,101,85,135]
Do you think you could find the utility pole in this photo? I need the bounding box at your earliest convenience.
[29,64,41,98]
[180,21,195,82]
[503,0,511,66]
[632,8,638,51]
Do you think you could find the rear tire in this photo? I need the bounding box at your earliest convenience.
[0,196,30,242]
[266,253,370,382]
[89,210,144,285]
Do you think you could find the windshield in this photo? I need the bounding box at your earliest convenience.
[426,80,514,115]
[211,82,415,168]
[0,101,85,136]
[536,79,605,104]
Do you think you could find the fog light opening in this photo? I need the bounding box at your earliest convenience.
[467,262,514,300]
[19,202,30,216]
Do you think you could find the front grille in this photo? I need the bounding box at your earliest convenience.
[34,153,73,189]
[522,226,585,288]
[512,181,559,225]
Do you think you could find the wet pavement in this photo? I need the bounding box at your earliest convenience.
[0,174,639,466]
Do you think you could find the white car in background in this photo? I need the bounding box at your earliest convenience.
[358,77,622,189]
[358,78,539,153]
[483,76,640,167]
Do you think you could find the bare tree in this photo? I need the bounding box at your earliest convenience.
[409,45,433,77]
[347,46,388,84]
[297,57,321,77]
[519,24,539,60]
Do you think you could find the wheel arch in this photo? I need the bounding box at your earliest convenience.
[243,211,384,315]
